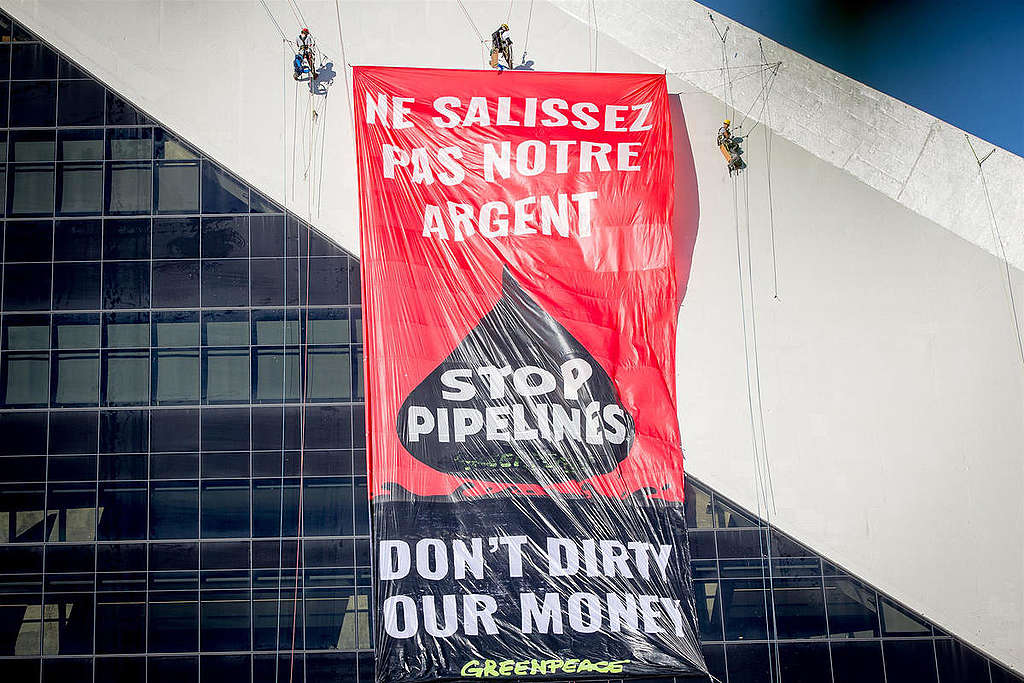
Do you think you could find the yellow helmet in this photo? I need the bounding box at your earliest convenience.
[723,119,731,125]
[501,23,509,30]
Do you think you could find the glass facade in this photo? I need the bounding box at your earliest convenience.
[0,9,1018,683]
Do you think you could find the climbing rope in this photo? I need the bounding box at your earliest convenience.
[521,0,535,65]
[759,39,780,301]
[966,135,1024,368]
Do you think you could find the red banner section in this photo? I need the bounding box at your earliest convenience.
[356,66,706,682]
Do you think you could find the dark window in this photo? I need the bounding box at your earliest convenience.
[251,215,286,257]
[726,642,772,683]
[202,655,251,680]
[58,79,105,126]
[155,128,198,160]
[202,162,248,213]
[253,479,300,538]
[96,657,146,682]
[831,641,884,683]
[150,481,199,539]
[153,217,199,258]
[97,483,147,540]
[48,410,98,453]
[57,162,103,215]
[10,80,56,127]
[5,219,52,261]
[202,408,250,451]
[151,409,199,452]
[9,163,55,216]
[202,259,249,307]
[308,256,348,305]
[772,577,827,639]
[106,90,149,126]
[58,56,88,79]
[11,43,57,79]
[881,598,932,637]
[304,478,354,536]
[201,480,251,538]
[53,219,101,260]
[935,640,991,683]
[694,580,724,641]
[51,350,99,406]
[100,409,149,453]
[42,657,92,683]
[0,411,48,454]
[884,640,939,683]
[104,218,151,259]
[721,578,769,640]
[152,259,199,307]
[148,592,199,652]
[202,216,249,257]
[96,592,146,653]
[102,261,150,309]
[53,261,100,310]
[825,576,880,638]
[688,529,716,560]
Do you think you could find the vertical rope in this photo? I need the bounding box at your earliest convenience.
[759,40,780,301]
[966,136,1024,368]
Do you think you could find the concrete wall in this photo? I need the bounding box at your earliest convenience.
[4,0,1022,671]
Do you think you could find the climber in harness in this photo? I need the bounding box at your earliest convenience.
[293,27,317,81]
[490,23,514,70]
[718,119,746,175]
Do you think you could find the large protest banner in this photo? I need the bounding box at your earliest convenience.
[354,66,707,682]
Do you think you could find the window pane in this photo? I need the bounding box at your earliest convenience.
[777,642,830,682]
[831,641,884,683]
[96,592,146,653]
[155,129,198,160]
[108,127,153,160]
[201,259,248,307]
[48,410,98,454]
[253,479,299,538]
[151,409,199,452]
[58,80,104,126]
[41,593,93,654]
[204,311,249,346]
[201,481,250,538]
[54,220,101,260]
[155,312,199,347]
[694,580,724,641]
[725,642,771,683]
[106,90,149,126]
[100,409,149,453]
[202,162,248,213]
[105,312,149,348]
[254,347,300,402]
[57,163,102,215]
[11,43,57,79]
[58,129,104,161]
[103,261,150,309]
[153,349,199,404]
[772,577,827,639]
[4,315,50,350]
[156,161,199,214]
[881,598,931,637]
[201,590,251,651]
[825,576,879,638]
[104,350,150,405]
[54,314,99,349]
[309,310,349,344]
[202,216,249,258]
[53,262,100,310]
[97,483,147,540]
[153,217,199,258]
[721,579,769,640]
[307,346,351,401]
[148,591,199,652]
[883,640,938,683]
[3,263,52,310]
[45,483,97,541]
[11,130,55,162]
[204,347,250,404]
[104,218,151,259]
[3,352,49,406]
[150,482,199,539]
[10,81,56,127]
[5,220,52,261]
[152,260,199,308]
[304,478,353,536]
[106,162,152,214]
[9,164,55,216]
[308,257,348,305]
[52,351,99,406]
[253,311,300,345]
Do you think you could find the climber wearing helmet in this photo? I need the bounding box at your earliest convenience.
[717,119,746,175]
[490,23,513,70]
[294,28,317,81]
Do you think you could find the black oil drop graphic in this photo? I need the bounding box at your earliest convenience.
[398,267,635,484]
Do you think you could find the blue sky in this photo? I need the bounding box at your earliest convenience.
[701,0,1024,157]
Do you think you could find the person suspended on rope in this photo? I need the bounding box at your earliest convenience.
[294,28,317,81]
[490,23,514,70]
[718,119,747,175]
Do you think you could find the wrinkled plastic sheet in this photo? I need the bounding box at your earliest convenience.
[354,66,707,682]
